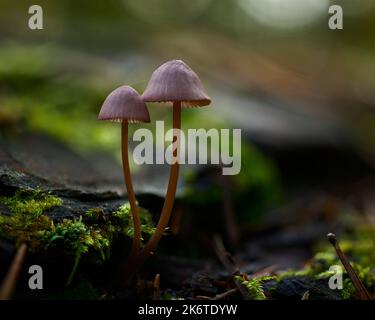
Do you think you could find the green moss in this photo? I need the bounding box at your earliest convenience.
[274,229,375,300]
[0,189,61,249]
[113,202,156,241]
[277,250,342,282]
[312,231,374,300]
[38,217,111,285]
[84,207,105,224]
[0,189,62,216]
[0,189,155,287]
[235,275,276,300]
[340,278,356,299]
[0,212,52,250]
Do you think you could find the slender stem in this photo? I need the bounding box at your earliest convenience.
[134,102,181,269]
[327,233,371,300]
[0,243,27,300]
[121,122,141,266]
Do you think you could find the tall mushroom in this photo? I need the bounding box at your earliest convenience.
[98,85,150,267]
[137,60,211,266]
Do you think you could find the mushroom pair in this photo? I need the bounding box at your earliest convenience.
[98,60,211,279]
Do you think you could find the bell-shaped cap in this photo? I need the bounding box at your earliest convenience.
[142,60,211,107]
[98,85,150,123]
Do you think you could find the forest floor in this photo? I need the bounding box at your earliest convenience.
[0,132,374,300]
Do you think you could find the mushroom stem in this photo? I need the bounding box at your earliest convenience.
[135,102,181,268]
[121,122,141,265]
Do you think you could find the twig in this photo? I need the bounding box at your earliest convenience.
[249,265,278,279]
[195,295,211,300]
[327,233,371,300]
[153,273,161,300]
[196,288,239,300]
[212,235,251,300]
[0,243,27,300]
[212,288,238,300]
[233,275,252,300]
[301,291,310,300]
[212,234,241,275]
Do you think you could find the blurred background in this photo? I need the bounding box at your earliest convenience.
[0,0,375,272]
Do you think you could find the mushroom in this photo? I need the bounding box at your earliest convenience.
[98,85,150,266]
[137,60,211,265]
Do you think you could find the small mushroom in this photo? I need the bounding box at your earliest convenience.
[137,60,211,266]
[98,85,150,267]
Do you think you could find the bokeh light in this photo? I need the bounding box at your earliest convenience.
[238,0,329,29]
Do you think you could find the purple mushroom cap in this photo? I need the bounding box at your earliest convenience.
[142,60,211,107]
[98,85,150,123]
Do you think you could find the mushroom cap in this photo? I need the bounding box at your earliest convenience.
[142,60,211,107]
[98,85,150,123]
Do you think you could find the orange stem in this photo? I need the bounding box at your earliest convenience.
[132,102,181,271]
[121,122,141,270]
